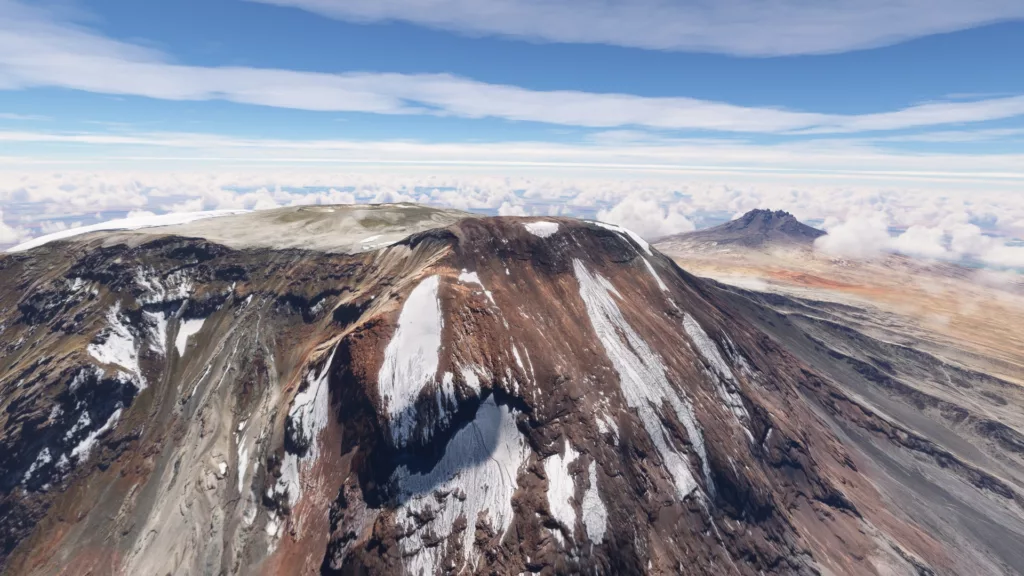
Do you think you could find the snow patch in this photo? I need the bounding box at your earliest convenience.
[238,443,250,494]
[393,396,529,575]
[88,303,145,390]
[70,408,121,462]
[581,460,608,542]
[573,259,711,499]
[596,413,619,444]
[23,448,52,484]
[143,310,168,354]
[524,221,559,238]
[544,442,580,536]
[378,275,443,447]
[273,347,337,507]
[68,366,103,393]
[175,317,206,358]
[136,267,194,304]
[458,269,496,304]
[459,365,482,395]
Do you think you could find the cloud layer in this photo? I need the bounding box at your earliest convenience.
[249,0,1024,56]
[815,214,1024,268]
[3,170,1022,271]
[2,1,1024,134]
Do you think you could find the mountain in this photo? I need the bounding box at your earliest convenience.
[0,205,1020,575]
[655,210,1024,576]
[659,209,826,250]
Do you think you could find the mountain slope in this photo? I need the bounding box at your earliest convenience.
[655,209,1024,575]
[0,205,1014,575]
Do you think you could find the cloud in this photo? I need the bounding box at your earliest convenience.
[815,215,1024,269]
[497,201,527,216]
[891,225,950,258]
[950,223,1024,267]
[0,112,48,121]
[0,208,30,245]
[596,195,695,240]
[814,214,893,259]
[3,170,1024,270]
[247,0,1024,56]
[4,128,1024,187]
[2,2,1024,135]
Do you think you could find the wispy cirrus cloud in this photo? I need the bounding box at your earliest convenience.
[0,112,49,121]
[2,1,1024,135]
[247,0,1024,56]
[3,128,1024,187]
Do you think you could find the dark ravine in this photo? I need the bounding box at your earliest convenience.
[0,205,1018,575]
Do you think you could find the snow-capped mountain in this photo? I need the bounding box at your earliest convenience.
[0,205,1019,575]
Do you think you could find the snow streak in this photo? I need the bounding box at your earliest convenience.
[682,314,751,435]
[572,259,712,499]
[378,275,443,447]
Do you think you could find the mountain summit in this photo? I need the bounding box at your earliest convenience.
[662,209,825,249]
[0,205,1018,575]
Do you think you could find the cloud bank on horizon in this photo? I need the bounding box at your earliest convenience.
[2,171,1023,271]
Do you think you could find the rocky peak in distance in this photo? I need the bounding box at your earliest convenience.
[660,208,826,249]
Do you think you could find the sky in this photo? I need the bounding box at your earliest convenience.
[0,0,1023,268]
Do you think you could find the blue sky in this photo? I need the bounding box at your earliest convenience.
[0,0,1023,263]
[2,0,1024,149]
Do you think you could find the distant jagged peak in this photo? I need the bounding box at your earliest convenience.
[657,208,825,249]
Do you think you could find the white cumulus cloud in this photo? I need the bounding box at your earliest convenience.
[596,195,694,240]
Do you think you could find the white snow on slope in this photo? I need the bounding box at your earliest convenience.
[459,365,482,394]
[144,311,168,355]
[378,275,443,447]
[68,366,103,393]
[70,408,122,461]
[272,348,337,508]
[524,221,559,238]
[642,258,668,291]
[238,443,250,494]
[545,442,580,538]
[593,221,652,255]
[393,396,528,575]
[573,259,711,499]
[23,448,52,484]
[7,210,249,253]
[136,268,194,304]
[88,303,146,390]
[682,314,751,431]
[581,460,608,542]
[288,348,336,461]
[175,317,206,358]
[458,269,496,304]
